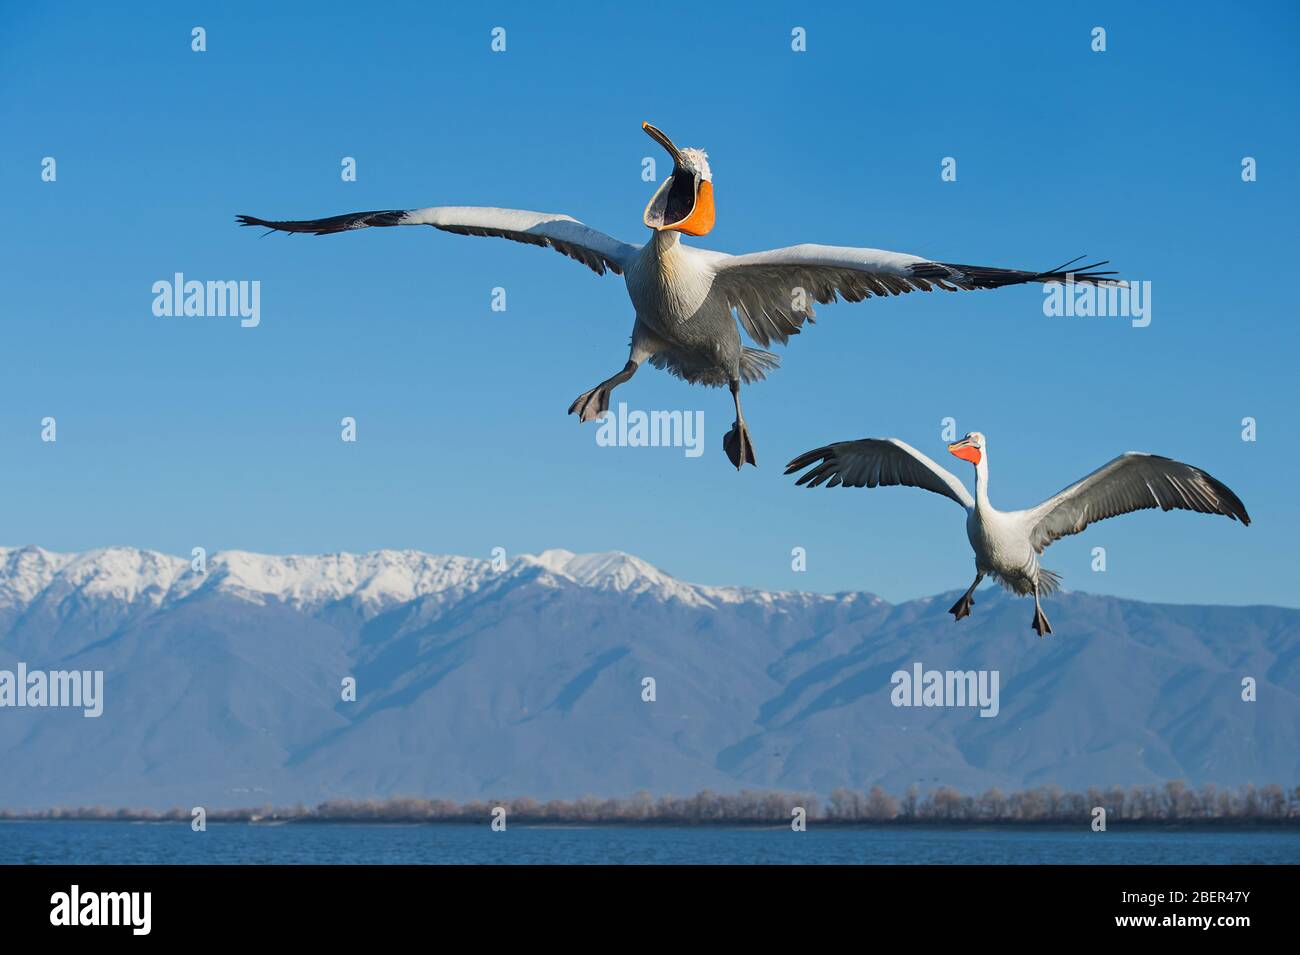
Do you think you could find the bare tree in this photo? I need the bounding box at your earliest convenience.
[865,786,899,821]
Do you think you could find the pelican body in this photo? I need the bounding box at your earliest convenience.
[239,123,1118,469]
[787,432,1250,636]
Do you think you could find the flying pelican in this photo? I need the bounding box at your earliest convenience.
[238,122,1119,469]
[785,432,1249,636]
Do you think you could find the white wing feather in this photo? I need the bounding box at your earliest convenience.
[1025,453,1250,552]
[708,244,1120,347]
[786,437,974,510]
[238,206,639,276]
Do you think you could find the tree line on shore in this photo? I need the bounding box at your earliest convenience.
[3,781,1297,825]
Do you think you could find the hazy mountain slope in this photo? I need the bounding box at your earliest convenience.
[0,545,1293,808]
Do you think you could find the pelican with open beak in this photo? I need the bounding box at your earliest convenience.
[640,122,716,237]
[239,121,1120,470]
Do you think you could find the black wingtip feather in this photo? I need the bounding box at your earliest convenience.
[1208,473,1251,526]
[785,446,836,484]
[234,210,410,236]
[920,256,1123,290]
[1036,258,1121,283]
[1147,454,1252,526]
[1043,254,1088,274]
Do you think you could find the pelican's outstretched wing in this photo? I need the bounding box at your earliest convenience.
[786,438,974,509]
[1025,453,1250,553]
[707,244,1121,347]
[237,207,639,276]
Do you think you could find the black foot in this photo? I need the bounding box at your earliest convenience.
[948,593,974,621]
[1031,607,1053,637]
[723,420,757,469]
[568,384,612,423]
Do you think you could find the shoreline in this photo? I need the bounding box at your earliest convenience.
[3,817,1297,831]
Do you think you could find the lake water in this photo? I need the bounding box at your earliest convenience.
[2,821,1297,864]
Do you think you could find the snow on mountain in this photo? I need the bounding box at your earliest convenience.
[0,546,72,607]
[0,544,845,618]
[0,545,189,609]
[206,549,495,612]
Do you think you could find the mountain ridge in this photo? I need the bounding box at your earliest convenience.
[0,544,865,615]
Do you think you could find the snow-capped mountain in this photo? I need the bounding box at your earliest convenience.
[0,545,788,616]
[0,545,1294,809]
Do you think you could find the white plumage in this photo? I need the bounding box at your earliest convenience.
[239,122,1119,470]
[786,432,1249,636]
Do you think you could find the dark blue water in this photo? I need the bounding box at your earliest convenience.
[2,821,1297,864]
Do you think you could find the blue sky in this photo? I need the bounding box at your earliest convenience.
[1,1,1296,607]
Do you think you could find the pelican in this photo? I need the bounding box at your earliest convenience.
[785,432,1250,636]
[238,122,1119,469]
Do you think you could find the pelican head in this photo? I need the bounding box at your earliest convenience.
[641,122,715,237]
[948,431,985,466]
